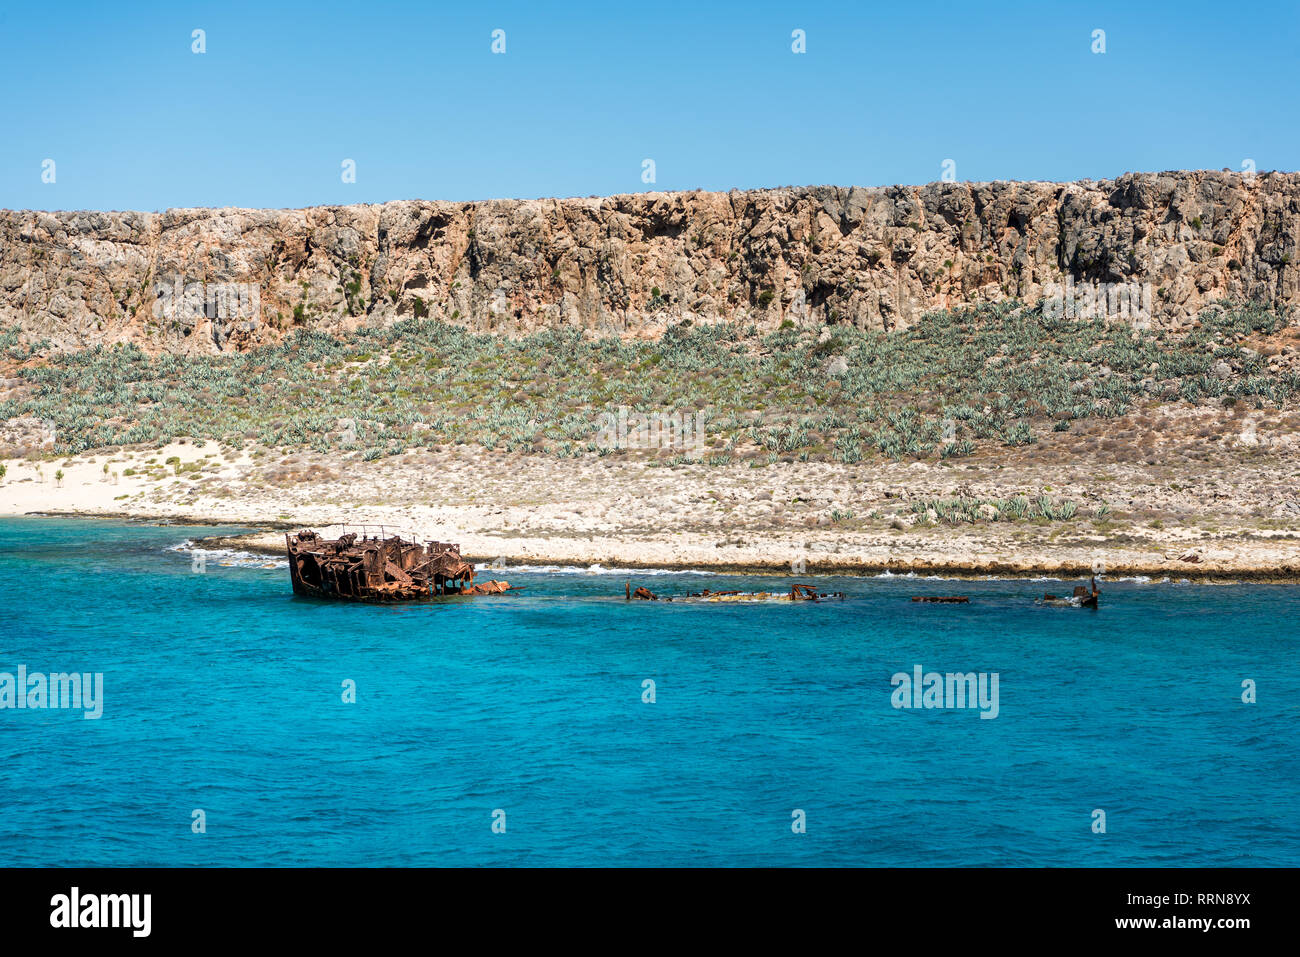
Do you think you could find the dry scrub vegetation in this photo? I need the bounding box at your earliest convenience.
[2,300,1298,472]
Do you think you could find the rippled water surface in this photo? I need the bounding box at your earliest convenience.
[1,517,1296,866]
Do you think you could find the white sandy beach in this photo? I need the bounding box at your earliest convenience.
[4,439,1299,580]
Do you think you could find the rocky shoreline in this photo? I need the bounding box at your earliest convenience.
[18,511,1300,583]
[5,423,1298,584]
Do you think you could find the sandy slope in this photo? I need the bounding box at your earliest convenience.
[4,439,1298,581]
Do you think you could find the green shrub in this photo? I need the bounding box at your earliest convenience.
[0,300,1291,464]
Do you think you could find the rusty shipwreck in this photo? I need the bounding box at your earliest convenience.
[286,529,516,602]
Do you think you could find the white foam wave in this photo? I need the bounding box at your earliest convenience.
[168,540,287,569]
[473,562,714,576]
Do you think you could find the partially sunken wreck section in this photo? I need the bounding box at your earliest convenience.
[286,529,512,601]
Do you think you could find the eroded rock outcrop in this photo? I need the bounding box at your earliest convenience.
[1,169,1297,353]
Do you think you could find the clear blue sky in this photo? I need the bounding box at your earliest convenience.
[1,0,1296,211]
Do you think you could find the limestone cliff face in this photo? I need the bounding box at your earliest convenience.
[1,169,1297,353]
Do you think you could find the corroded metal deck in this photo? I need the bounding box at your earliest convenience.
[286,529,514,602]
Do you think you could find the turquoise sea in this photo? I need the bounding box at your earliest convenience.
[0,516,1296,867]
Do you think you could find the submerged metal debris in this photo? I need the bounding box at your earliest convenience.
[1039,577,1101,608]
[624,581,846,603]
[286,529,517,602]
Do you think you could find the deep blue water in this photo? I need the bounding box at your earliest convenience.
[0,516,1297,867]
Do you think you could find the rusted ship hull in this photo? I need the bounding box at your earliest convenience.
[288,575,448,603]
[286,529,514,602]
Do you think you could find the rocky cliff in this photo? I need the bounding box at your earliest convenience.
[2,169,1297,353]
